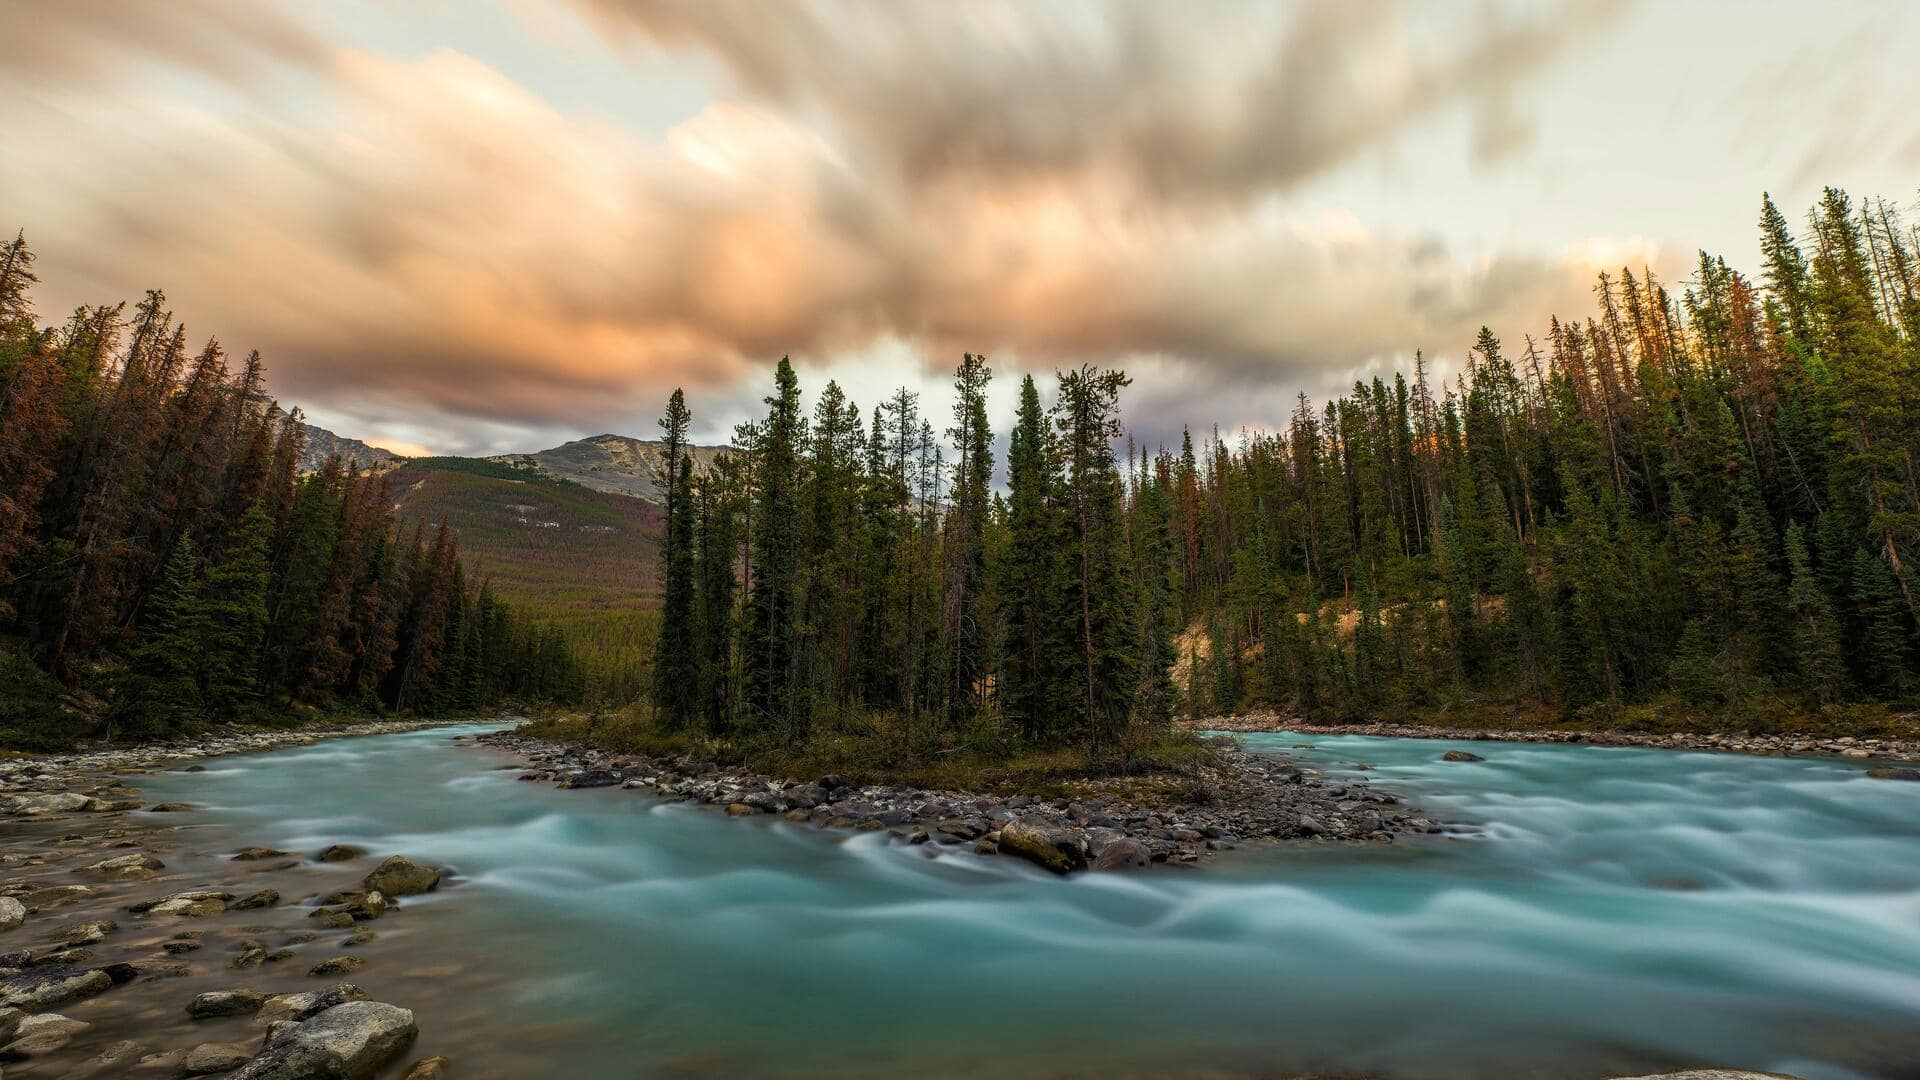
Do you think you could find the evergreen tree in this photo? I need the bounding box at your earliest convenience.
[652,389,697,727]
[740,357,804,739]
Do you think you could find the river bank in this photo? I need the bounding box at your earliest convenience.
[1195,712,1920,764]
[477,727,1450,872]
[1,719,468,1077]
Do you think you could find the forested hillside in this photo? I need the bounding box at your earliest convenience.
[390,460,663,701]
[0,235,583,747]
[639,187,1920,762]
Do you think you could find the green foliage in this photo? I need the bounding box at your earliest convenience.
[0,253,583,747]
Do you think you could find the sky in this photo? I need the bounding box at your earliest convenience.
[2,0,1918,457]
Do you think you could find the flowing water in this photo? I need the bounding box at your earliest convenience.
[136,724,1920,1080]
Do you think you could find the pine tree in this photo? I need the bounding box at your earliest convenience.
[740,358,804,739]
[113,536,202,737]
[193,503,272,718]
[998,375,1067,741]
[1056,365,1137,750]
[652,389,697,728]
[1784,523,1845,703]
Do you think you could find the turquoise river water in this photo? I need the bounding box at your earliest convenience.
[142,724,1920,1079]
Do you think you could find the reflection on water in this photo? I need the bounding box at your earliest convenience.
[141,724,1920,1080]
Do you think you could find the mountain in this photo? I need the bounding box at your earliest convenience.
[299,421,398,473]
[490,433,728,503]
[386,460,662,700]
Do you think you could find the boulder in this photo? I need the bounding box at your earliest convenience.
[188,989,268,1018]
[317,845,363,863]
[146,892,232,918]
[59,919,117,945]
[0,965,113,1011]
[256,984,368,1024]
[230,1001,417,1080]
[57,1037,145,1078]
[1865,766,1920,781]
[403,1056,452,1080]
[180,1041,254,1075]
[235,890,283,910]
[0,1012,90,1060]
[997,817,1088,874]
[1297,814,1327,836]
[10,792,90,815]
[76,852,165,879]
[362,857,439,897]
[22,885,102,910]
[556,770,618,789]
[1091,836,1152,871]
[233,847,292,861]
[1441,750,1485,762]
[0,897,24,933]
[308,956,365,977]
[148,803,197,812]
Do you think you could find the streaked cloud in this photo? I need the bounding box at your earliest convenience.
[12,0,1905,453]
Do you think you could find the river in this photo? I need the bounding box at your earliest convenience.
[135,723,1920,1079]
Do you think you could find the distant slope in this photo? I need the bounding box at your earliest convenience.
[491,433,727,503]
[295,417,398,473]
[388,461,661,698]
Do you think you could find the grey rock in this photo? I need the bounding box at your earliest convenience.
[256,984,368,1024]
[56,1037,145,1078]
[188,989,268,1018]
[0,966,112,1011]
[75,852,164,879]
[1,1011,90,1059]
[180,1041,254,1075]
[1441,750,1485,763]
[997,817,1088,874]
[0,898,23,933]
[1091,836,1152,871]
[362,857,439,897]
[230,1000,418,1080]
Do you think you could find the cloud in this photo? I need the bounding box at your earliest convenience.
[566,0,1628,202]
[0,0,323,86]
[1,0,1643,452]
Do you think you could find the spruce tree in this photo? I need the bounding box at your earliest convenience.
[741,358,803,739]
[114,535,202,737]
[1784,523,1845,703]
[193,503,272,719]
[998,375,1066,741]
[652,389,697,728]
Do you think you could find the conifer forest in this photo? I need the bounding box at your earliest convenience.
[643,188,1920,751]
[0,235,583,747]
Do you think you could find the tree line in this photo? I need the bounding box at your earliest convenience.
[648,187,1920,746]
[0,235,582,746]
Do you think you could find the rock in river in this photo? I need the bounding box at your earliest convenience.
[76,852,164,879]
[0,966,113,1011]
[257,984,368,1024]
[181,1041,255,1075]
[231,1000,417,1080]
[0,897,24,933]
[362,856,440,896]
[1441,750,1485,762]
[188,989,267,1018]
[997,817,1088,874]
[317,845,363,863]
[0,1012,90,1060]
[1091,836,1152,871]
[1866,766,1920,781]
